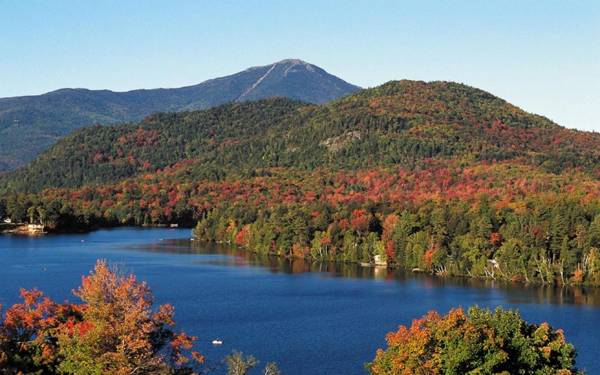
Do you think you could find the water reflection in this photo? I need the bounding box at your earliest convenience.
[128,238,600,307]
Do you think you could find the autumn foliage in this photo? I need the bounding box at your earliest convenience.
[0,260,203,374]
[3,80,600,287]
[369,306,580,375]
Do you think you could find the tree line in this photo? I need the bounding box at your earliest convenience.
[2,161,600,286]
[194,196,600,286]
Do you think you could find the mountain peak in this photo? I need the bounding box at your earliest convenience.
[242,58,315,73]
[228,59,358,104]
[276,58,312,67]
[277,58,307,64]
[275,58,316,73]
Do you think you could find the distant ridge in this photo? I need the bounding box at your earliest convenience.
[0,59,360,171]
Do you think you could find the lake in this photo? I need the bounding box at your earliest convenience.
[1,227,599,374]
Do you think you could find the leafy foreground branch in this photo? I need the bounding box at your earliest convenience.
[0,260,279,375]
[369,306,581,375]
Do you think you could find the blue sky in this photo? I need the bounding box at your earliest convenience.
[1,1,598,131]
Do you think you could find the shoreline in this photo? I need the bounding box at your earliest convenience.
[2,223,597,289]
[0,222,192,236]
[193,237,600,290]
[0,223,45,236]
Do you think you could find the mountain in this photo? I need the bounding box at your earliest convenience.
[0,59,360,171]
[3,80,600,287]
[3,80,600,193]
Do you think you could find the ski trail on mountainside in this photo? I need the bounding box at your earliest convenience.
[237,63,278,101]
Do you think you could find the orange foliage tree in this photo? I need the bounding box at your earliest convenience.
[0,260,204,374]
[369,306,580,375]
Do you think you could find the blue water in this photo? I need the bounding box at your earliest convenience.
[1,228,599,374]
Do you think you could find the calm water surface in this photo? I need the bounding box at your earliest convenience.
[1,228,599,374]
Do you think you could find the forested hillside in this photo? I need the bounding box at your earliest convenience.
[1,99,306,191]
[2,80,600,286]
[4,80,600,192]
[0,59,359,171]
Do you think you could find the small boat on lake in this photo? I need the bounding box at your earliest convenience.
[212,339,223,345]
